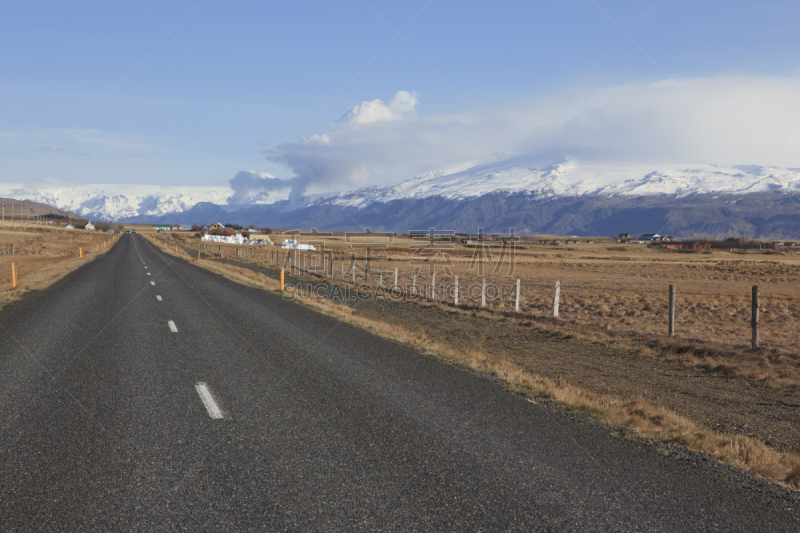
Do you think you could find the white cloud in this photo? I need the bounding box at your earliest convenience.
[338,90,419,125]
[265,77,800,199]
[227,170,293,204]
[301,134,331,145]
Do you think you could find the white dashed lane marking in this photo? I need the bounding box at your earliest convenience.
[168,320,178,333]
[156,295,162,301]
[150,281,155,285]
[195,382,224,419]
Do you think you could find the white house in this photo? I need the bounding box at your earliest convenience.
[85,222,95,231]
[65,224,76,229]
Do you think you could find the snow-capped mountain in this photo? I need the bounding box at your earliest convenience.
[0,183,233,221]
[309,157,800,208]
[3,154,800,237]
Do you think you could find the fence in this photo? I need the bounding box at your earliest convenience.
[160,236,775,351]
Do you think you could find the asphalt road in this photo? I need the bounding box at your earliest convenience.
[0,233,797,531]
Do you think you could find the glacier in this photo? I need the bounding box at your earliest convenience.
[2,155,800,221]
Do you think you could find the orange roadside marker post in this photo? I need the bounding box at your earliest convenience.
[79,247,83,258]
[96,244,99,252]
[175,245,178,253]
[12,263,17,288]
[280,269,285,290]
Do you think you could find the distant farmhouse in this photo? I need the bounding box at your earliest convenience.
[152,224,182,231]
[85,222,95,231]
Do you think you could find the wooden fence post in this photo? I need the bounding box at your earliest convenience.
[394,267,398,289]
[553,280,561,318]
[515,278,520,312]
[454,275,459,305]
[431,272,436,300]
[668,284,676,336]
[481,277,486,307]
[752,285,759,348]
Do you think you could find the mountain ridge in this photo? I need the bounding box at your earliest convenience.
[4,155,800,237]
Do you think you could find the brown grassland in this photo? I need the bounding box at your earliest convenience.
[151,230,800,490]
[0,224,117,308]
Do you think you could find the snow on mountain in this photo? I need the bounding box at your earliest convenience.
[313,157,800,208]
[0,183,232,221]
[2,155,800,221]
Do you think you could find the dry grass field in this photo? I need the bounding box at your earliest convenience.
[167,230,800,390]
[0,224,117,306]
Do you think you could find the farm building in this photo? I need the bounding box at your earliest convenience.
[85,222,95,231]
[692,242,712,250]
[209,222,225,232]
[640,233,661,241]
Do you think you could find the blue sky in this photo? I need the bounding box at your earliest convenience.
[2,1,800,200]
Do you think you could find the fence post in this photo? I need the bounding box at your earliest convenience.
[197,250,200,261]
[412,272,417,294]
[553,280,561,318]
[752,285,759,348]
[379,265,383,287]
[432,272,436,300]
[481,277,486,307]
[394,267,398,289]
[515,278,520,312]
[668,284,676,336]
[454,275,459,305]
